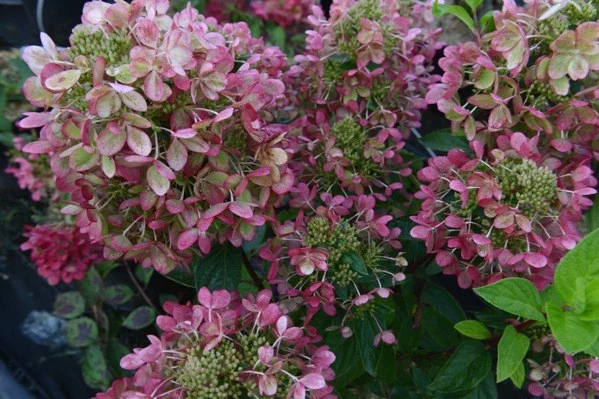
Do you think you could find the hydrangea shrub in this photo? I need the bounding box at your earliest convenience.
[3,0,599,398]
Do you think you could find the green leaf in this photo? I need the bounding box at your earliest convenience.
[480,10,496,33]
[193,242,243,291]
[342,253,368,276]
[454,320,492,340]
[474,278,545,321]
[546,298,599,354]
[588,196,599,232]
[470,371,498,399]
[81,345,110,390]
[585,335,599,357]
[419,129,472,154]
[353,317,384,376]
[421,307,460,351]
[432,1,476,33]
[554,228,599,305]
[268,25,286,50]
[79,267,103,304]
[54,292,85,319]
[95,261,119,277]
[123,306,156,330]
[164,265,195,288]
[428,340,491,393]
[328,332,365,388]
[135,265,154,285]
[464,0,483,12]
[103,284,134,306]
[65,317,98,347]
[578,278,599,321]
[0,131,15,147]
[497,325,530,382]
[510,362,525,389]
[106,339,130,378]
[422,282,466,324]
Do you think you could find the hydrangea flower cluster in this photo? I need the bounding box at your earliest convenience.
[410,133,596,289]
[412,0,599,288]
[19,0,294,274]
[20,223,103,285]
[526,331,599,398]
[5,136,56,201]
[110,287,335,399]
[285,0,442,199]
[426,0,599,158]
[261,193,405,344]
[251,0,317,28]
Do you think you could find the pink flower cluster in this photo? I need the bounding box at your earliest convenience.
[19,0,293,274]
[251,0,316,28]
[413,0,599,288]
[5,136,55,201]
[285,0,442,200]
[260,192,404,344]
[20,223,103,285]
[410,134,596,289]
[426,0,599,157]
[527,334,599,398]
[104,287,335,399]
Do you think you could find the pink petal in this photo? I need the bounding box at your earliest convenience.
[299,374,326,390]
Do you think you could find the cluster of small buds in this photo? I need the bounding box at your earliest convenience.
[112,287,336,399]
[426,0,599,160]
[410,133,596,289]
[5,136,56,202]
[526,334,599,398]
[20,223,103,285]
[18,0,294,274]
[261,193,405,344]
[284,0,442,200]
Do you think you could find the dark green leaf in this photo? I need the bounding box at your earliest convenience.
[106,339,130,378]
[0,131,14,147]
[342,253,368,276]
[428,340,491,393]
[54,291,85,319]
[588,196,599,232]
[454,320,491,340]
[419,129,473,154]
[79,267,103,304]
[95,261,119,277]
[193,242,243,291]
[497,325,529,382]
[470,371,498,399]
[81,345,110,390]
[423,282,466,324]
[65,317,98,347]
[164,265,195,288]
[474,278,545,321]
[328,332,365,388]
[123,306,156,330]
[103,284,134,306]
[421,307,460,351]
[546,298,599,354]
[135,265,154,285]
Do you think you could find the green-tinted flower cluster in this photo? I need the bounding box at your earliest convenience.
[305,217,381,286]
[497,159,557,216]
[333,0,396,58]
[69,26,131,67]
[176,340,244,399]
